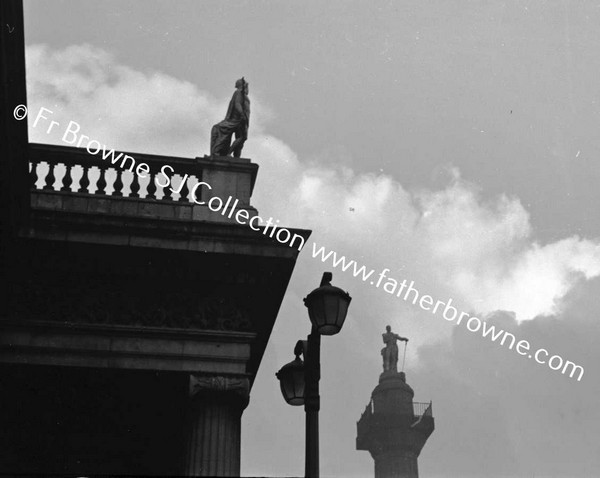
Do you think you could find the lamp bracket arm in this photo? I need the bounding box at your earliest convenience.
[294,339,308,359]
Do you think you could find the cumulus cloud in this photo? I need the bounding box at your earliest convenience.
[252,140,600,323]
[27,43,224,156]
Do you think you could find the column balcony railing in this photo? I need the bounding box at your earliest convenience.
[358,400,433,421]
[413,401,433,418]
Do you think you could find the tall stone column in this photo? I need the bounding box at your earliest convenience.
[183,375,250,477]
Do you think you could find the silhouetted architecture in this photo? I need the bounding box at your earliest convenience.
[357,329,434,478]
[0,2,309,476]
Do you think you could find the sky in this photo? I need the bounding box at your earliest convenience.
[22,1,600,476]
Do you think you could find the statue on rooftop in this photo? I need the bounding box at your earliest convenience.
[210,77,250,158]
[381,325,408,373]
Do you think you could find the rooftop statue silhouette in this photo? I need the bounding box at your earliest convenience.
[210,77,250,158]
[381,325,408,373]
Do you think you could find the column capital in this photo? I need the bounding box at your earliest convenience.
[189,374,250,405]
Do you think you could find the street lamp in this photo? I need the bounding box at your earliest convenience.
[276,272,352,478]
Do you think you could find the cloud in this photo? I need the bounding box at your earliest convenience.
[27,43,224,156]
[411,176,600,320]
[251,137,600,323]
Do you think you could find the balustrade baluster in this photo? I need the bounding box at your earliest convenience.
[129,172,140,198]
[29,160,39,190]
[178,174,190,202]
[162,177,173,201]
[113,169,124,197]
[61,164,73,192]
[43,162,56,190]
[78,165,90,193]
[96,167,107,195]
[146,171,157,199]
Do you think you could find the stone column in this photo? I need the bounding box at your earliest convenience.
[183,375,250,477]
[374,450,419,478]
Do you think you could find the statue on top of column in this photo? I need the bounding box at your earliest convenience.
[381,325,408,373]
[210,77,250,158]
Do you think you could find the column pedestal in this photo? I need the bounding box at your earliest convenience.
[183,375,249,477]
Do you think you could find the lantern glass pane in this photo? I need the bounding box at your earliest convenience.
[337,299,349,323]
[319,295,350,335]
[315,299,326,327]
[325,294,340,322]
[283,377,294,399]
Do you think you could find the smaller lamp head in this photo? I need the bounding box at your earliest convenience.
[276,355,305,406]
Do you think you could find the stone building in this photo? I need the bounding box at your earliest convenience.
[0,1,309,475]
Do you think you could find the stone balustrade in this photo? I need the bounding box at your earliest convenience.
[28,143,259,224]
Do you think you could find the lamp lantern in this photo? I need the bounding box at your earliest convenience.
[303,272,352,336]
[276,355,305,406]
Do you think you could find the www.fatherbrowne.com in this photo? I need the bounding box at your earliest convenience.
[24,105,584,381]
[311,242,585,382]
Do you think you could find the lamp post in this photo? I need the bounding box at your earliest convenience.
[276,272,352,478]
